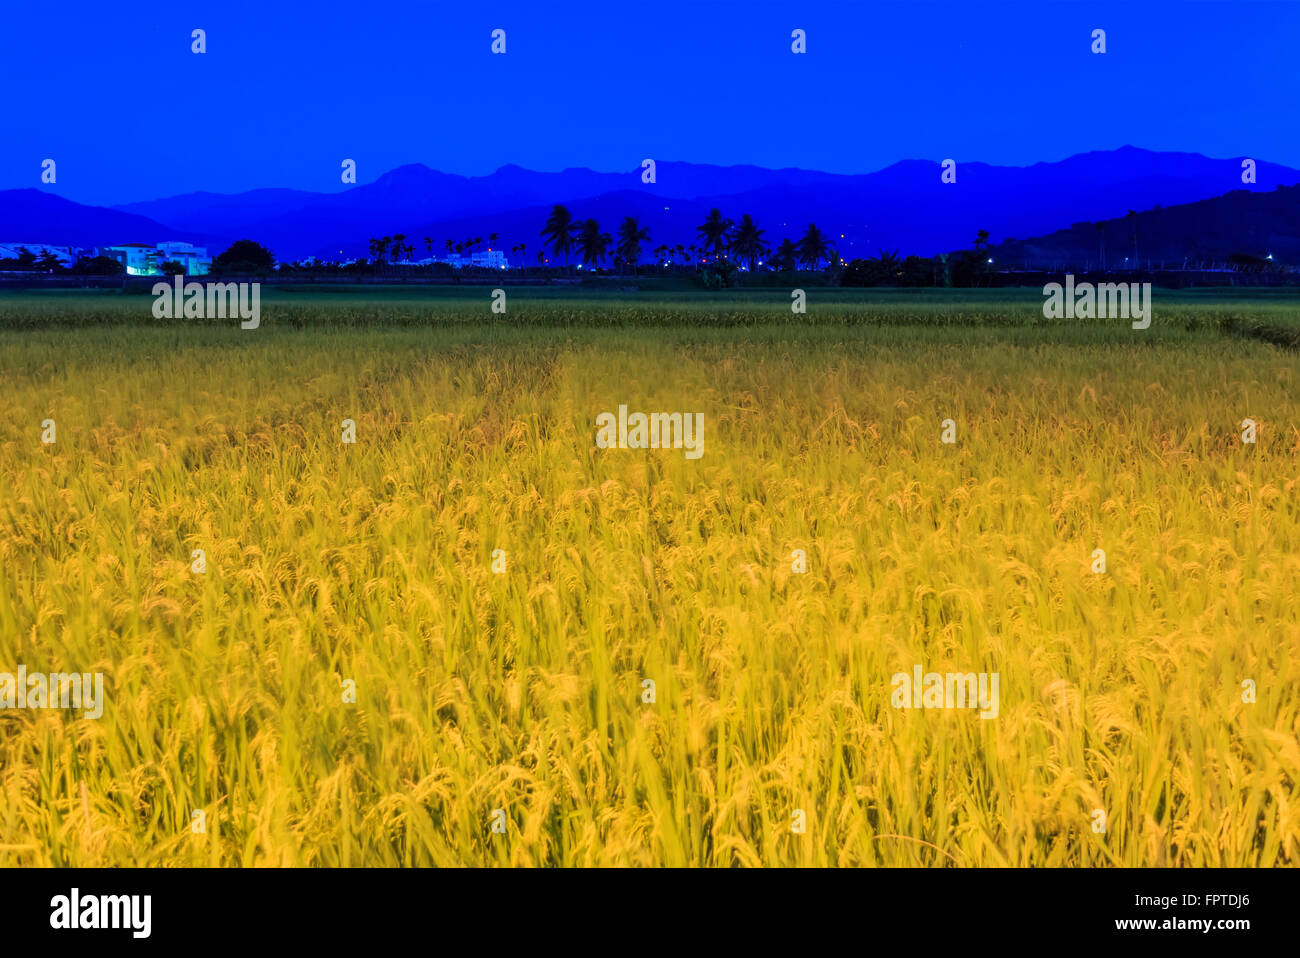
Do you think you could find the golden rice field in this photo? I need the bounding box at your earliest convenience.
[1,289,1298,866]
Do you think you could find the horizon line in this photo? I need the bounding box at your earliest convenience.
[4,144,1279,209]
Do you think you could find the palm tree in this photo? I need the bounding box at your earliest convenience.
[616,217,650,275]
[674,243,686,264]
[444,239,454,256]
[696,208,733,258]
[540,204,575,268]
[574,218,612,267]
[367,237,384,262]
[874,249,902,283]
[973,229,990,251]
[771,238,798,272]
[424,237,433,262]
[392,233,407,264]
[379,236,392,263]
[730,214,766,271]
[796,223,827,269]
[489,232,499,251]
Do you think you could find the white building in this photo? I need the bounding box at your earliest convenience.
[470,249,509,269]
[0,243,79,267]
[102,243,158,275]
[102,242,211,275]
[416,250,510,270]
[154,241,211,275]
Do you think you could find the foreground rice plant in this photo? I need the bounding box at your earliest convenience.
[0,300,1297,866]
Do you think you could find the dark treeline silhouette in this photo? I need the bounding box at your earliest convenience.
[532,203,842,285]
[23,183,1290,286]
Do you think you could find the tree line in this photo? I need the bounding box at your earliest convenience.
[365,233,507,265]
[538,204,835,274]
[361,206,843,274]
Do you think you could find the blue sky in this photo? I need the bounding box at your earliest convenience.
[3,0,1297,206]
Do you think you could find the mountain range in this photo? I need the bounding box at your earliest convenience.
[991,184,1300,266]
[1,147,1297,263]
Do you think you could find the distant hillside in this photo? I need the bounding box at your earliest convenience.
[988,185,1300,267]
[114,188,321,234]
[0,189,218,250]
[110,162,849,245]
[6,147,1298,262]
[297,147,1300,263]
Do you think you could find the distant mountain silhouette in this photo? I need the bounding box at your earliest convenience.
[989,185,1300,266]
[3,148,1297,261]
[324,148,1299,264]
[0,189,216,250]
[115,188,321,233]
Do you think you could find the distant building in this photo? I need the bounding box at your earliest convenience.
[0,242,80,266]
[101,243,158,275]
[154,241,211,275]
[101,242,211,275]
[471,249,509,269]
[418,249,509,270]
